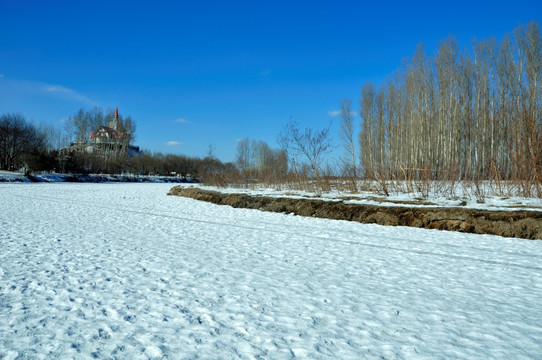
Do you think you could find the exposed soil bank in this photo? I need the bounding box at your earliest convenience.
[168,187,542,240]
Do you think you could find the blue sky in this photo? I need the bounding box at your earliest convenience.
[1,0,540,162]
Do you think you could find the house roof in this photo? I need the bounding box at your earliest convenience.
[89,126,126,139]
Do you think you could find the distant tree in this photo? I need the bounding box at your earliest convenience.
[235,137,252,173]
[339,98,357,189]
[273,149,288,178]
[359,82,376,177]
[65,108,91,144]
[252,140,271,175]
[199,156,226,178]
[207,144,216,159]
[278,118,333,187]
[0,113,45,171]
[36,122,68,152]
[235,137,288,183]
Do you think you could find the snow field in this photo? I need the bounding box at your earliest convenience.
[0,183,541,359]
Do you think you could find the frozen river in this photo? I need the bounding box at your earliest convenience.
[1,183,541,359]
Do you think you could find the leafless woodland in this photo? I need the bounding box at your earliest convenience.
[358,22,541,197]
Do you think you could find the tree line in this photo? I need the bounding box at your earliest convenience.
[2,21,540,195]
[357,21,541,195]
[235,138,288,183]
[0,109,237,178]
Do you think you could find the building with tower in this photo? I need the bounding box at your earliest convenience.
[61,106,139,157]
[89,107,126,145]
[87,106,139,156]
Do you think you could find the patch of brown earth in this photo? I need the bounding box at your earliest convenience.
[168,187,542,240]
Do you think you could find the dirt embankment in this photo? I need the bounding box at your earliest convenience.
[168,187,542,240]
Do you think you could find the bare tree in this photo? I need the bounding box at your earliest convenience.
[235,137,252,173]
[37,122,67,151]
[66,108,93,144]
[235,137,288,183]
[359,82,376,178]
[207,144,216,159]
[339,98,357,189]
[278,118,333,189]
[0,113,45,171]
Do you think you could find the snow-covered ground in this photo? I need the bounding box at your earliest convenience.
[2,170,541,211]
[1,183,541,359]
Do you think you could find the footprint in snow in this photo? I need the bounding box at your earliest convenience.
[123,314,136,323]
[98,328,111,340]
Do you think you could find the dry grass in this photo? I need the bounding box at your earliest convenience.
[202,168,542,204]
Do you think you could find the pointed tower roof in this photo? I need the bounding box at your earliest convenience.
[114,106,119,119]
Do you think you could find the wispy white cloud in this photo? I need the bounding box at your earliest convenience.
[0,77,96,105]
[165,141,183,147]
[260,69,271,76]
[44,84,95,104]
[328,110,340,117]
[174,118,191,124]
